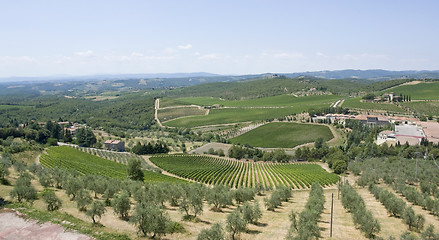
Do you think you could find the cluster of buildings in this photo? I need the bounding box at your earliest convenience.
[312,113,439,146]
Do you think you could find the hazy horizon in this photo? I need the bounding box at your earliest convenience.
[1,1,438,78]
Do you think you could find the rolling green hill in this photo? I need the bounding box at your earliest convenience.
[166,94,339,108]
[229,122,334,148]
[380,81,439,100]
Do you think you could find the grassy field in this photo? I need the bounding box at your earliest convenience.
[342,97,405,112]
[158,107,207,122]
[383,81,439,100]
[150,154,339,189]
[402,101,439,116]
[164,104,335,128]
[229,122,333,148]
[40,146,184,183]
[164,94,340,107]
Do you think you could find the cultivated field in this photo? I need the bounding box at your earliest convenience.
[40,146,184,183]
[383,81,439,100]
[342,97,405,112]
[158,106,207,122]
[161,95,340,127]
[168,94,340,107]
[149,155,340,189]
[229,122,333,148]
[402,101,439,116]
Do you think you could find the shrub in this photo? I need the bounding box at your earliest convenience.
[197,223,225,240]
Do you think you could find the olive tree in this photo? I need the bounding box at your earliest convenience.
[10,174,37,203]
[75,189,92,211]
[226,209,246,240]
[130,202,170,238]
[113,190,131,219]
[86,200,106,224]
[41,188,62,211]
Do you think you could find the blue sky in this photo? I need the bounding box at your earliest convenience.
[1,0,438,77]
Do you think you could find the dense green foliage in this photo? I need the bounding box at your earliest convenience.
[230,123,333,148]
[130,141,170,155]
[0,94,155,131]
[150,155,339,188]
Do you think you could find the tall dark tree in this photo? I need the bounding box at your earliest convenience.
[76,128,96,147]
[127,159,144,181]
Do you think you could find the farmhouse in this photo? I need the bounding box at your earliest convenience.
[104,140,125,151]
[356,116,389,126]
[65,123,80,135]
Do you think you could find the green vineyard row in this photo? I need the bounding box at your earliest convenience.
[150,155,339,188]
[40,146,184,183]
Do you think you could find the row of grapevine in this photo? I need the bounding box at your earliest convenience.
[71,145,160,171]
[40,146,184,183]
[149,155,339,189]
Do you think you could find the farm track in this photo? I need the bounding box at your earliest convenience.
[356,188,408,239]
[318,189,367,240]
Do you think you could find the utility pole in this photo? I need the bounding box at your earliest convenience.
[330,193,334,238]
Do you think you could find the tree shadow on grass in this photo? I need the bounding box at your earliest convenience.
[246,229,262,234]
[0,198,11,208]
[253,222,268,227]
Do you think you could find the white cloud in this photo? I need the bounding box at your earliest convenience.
[178,44,192,50]
[260,52,304,59]
[316,52,328,58]
[131,52,144,57]
[74,50,94,57]
[198,53,219,60]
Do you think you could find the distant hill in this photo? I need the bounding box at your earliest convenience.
[0,72,221,83]
[281,69,439,80]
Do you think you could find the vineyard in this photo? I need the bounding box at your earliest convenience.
[229,122,333,148]
[70,145,160,172]
[149,155,339,189]
[40,146,184,183]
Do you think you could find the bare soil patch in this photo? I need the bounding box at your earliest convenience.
[0,211,92,240]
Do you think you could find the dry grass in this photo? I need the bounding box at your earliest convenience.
[319,189,367,240]
[356,188,409,239]
[382,184,439,231]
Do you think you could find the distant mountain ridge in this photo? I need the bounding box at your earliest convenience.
[1,69,439,83]
[280,69,439,81]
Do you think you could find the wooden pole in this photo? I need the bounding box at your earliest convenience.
[330,193,334,238]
